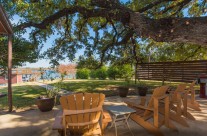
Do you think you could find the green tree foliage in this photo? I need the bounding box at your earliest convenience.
[138,40,207,62]
[119,64,134,81]
[107,65,119,80]
[95,66,107,80]
[76,68,90,79]
[90,70,97,79]
[76,56,100,69]
[0,36,39,75]
[1,0,206,67]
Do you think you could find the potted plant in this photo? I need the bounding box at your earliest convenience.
[119,86,129,97]
[137,82,148,96]
[118,79,130,97]
[36,82,61,112]
[117,64,133,97]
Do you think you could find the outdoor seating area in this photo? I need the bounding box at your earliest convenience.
[0,92,207,136]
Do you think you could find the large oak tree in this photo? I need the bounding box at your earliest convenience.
[2,0,207,65]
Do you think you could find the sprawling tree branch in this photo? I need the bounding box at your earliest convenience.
[14,0,207,46]
[159,0,191,15]
[138,0,177,13]
[16,6,121,30]
[129,13,207,45]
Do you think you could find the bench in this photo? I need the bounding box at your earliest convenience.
[52,110,112,136]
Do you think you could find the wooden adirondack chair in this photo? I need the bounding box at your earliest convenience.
[160,83,195,129]
[125,85,176,136]
[187,80,201,111]
[60,93,105,136]
[163,84,189,127]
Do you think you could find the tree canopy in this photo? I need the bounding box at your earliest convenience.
[1,0,207,66]
[0,36,39,74]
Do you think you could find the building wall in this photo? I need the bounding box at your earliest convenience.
[11,75,17,84]
[0,76,6,84]
[0,75,18,84]
[17,74,22,83]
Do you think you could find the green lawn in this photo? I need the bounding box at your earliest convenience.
[50,79,199,96]
[0,83,46,111]
[0,79,199,111]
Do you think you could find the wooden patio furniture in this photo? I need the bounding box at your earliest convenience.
[54,93,111,136]
[186,80,201,111]
[52,110,111,136]
[159,83,195,128]
[169,84,195,120]
[125,85,177,136]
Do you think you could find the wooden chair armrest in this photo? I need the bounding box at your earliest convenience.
[153,94,169,100]
[63,106,102,115]
[102,110,112,123]
[125,101,153,111]
[135,105,154,111]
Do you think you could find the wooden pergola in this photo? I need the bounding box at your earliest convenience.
[0,5,13,112]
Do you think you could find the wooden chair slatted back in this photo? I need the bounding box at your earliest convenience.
[174,84,187,93]
[189,80,196,91]
[60,93,105,131]
[172,84,187,101]
[144,85,169,117]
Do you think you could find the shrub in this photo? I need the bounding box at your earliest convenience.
[76,68,90,79]
[119,64,134,81]
[90,70,97,79]
[107,65,119,80]
[95,66,107,80]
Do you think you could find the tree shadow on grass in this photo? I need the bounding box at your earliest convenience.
[0,83,46,111]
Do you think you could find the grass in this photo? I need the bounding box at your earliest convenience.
[50,79,199,96]
[0,79,199,111]
[0,82,46,111]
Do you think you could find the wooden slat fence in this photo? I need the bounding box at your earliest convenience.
[137,60,207,83]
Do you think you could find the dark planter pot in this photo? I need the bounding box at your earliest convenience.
[137,87,148,96]
[119,87,129,97]
[36,97,55,112]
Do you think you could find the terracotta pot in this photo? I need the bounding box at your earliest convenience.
[137,87,148,96]
[119,87,129,97]
[36,97,55,112]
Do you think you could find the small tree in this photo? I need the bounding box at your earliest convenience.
[76,68,90,79]
[96,66,107,80]
[119,64,134,82]
[39,67,46,82]
[90,70,97,79]
[57,64,76,81]
[107,65,119,80]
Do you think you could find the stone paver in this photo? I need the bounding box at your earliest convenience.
[0,95,207,136]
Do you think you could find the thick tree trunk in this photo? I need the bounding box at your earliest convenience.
[129,12,207,46]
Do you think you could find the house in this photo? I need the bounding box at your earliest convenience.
[0,74,22,85]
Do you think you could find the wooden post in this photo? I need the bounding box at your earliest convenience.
[8,35,12,112]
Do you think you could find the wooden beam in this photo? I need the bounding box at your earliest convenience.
[8,35,12,112]
[0,5,13,34]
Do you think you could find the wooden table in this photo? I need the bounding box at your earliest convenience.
[106,105,135,136]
